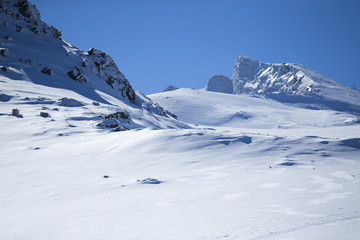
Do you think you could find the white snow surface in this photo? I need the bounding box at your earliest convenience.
[1,82,360,239]
[1,1,360,240]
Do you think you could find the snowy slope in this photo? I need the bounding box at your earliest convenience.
[0,0,182,130]
[1,86,359,240]
[206,56,360,114]
[150,88,360,129]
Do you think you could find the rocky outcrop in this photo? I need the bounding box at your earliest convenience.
[87,48,136,103]
[232,57,316,95]
[205,75,233,94]
[67,66,88,84]
[0,0,62,39]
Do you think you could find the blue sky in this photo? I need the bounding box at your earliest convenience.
[32,0,360,94]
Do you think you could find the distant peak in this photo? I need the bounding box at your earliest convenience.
[163,85,179,92]
[236,56,260,64]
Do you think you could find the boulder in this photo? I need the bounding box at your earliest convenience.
[67,66,88,84]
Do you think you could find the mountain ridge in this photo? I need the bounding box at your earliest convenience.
[0,0,185,131]
[206,56,360,114]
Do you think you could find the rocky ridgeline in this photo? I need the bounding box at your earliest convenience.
[206,57,317,95]
[205,57,360,114]
[0,0,177,121]
[231,57,316,95]
[0,0,62,39]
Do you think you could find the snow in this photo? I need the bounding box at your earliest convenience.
[2,78,359,239]
[1,1,360,239]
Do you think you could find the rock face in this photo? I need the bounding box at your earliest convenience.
[205,56,360,114]
[205,75,233,94]
[232,57,316,95]
[87,48,135,103]
[0,0,62,38]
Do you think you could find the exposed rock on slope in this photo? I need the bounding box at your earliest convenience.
[0,0,185,130]
[232,56,317,95]
[87,48,136,103]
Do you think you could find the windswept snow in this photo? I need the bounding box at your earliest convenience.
[150,88,360,129]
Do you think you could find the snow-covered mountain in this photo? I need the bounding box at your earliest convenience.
[206,56,360,114]
[0,0,185,130]
[1,1,360,240]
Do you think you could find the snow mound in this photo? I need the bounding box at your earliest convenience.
[59,98,84,107]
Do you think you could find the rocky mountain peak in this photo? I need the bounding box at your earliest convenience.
[205,75,233,94]
[232,57,316,95]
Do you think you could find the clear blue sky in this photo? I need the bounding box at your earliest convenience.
[32,0,360,94]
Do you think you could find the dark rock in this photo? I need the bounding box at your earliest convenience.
[12,108,19,116]
[40,112,49,118]
[67,66,88,84]
[51,27,62,39]
[15,0,41,20]
[104,111,130,120]
[87,47,136,103]
[137,178,162,184]
[0,48,10,57]
[41,67,53,76]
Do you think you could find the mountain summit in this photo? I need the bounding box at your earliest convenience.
[206,56,360,114]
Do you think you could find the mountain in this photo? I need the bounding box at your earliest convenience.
[206,56,360,114]
[1,1,360,240]
[163,85,179,92]
[0,0,186,131]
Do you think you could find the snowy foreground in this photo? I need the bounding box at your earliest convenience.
[1,82,360,239]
